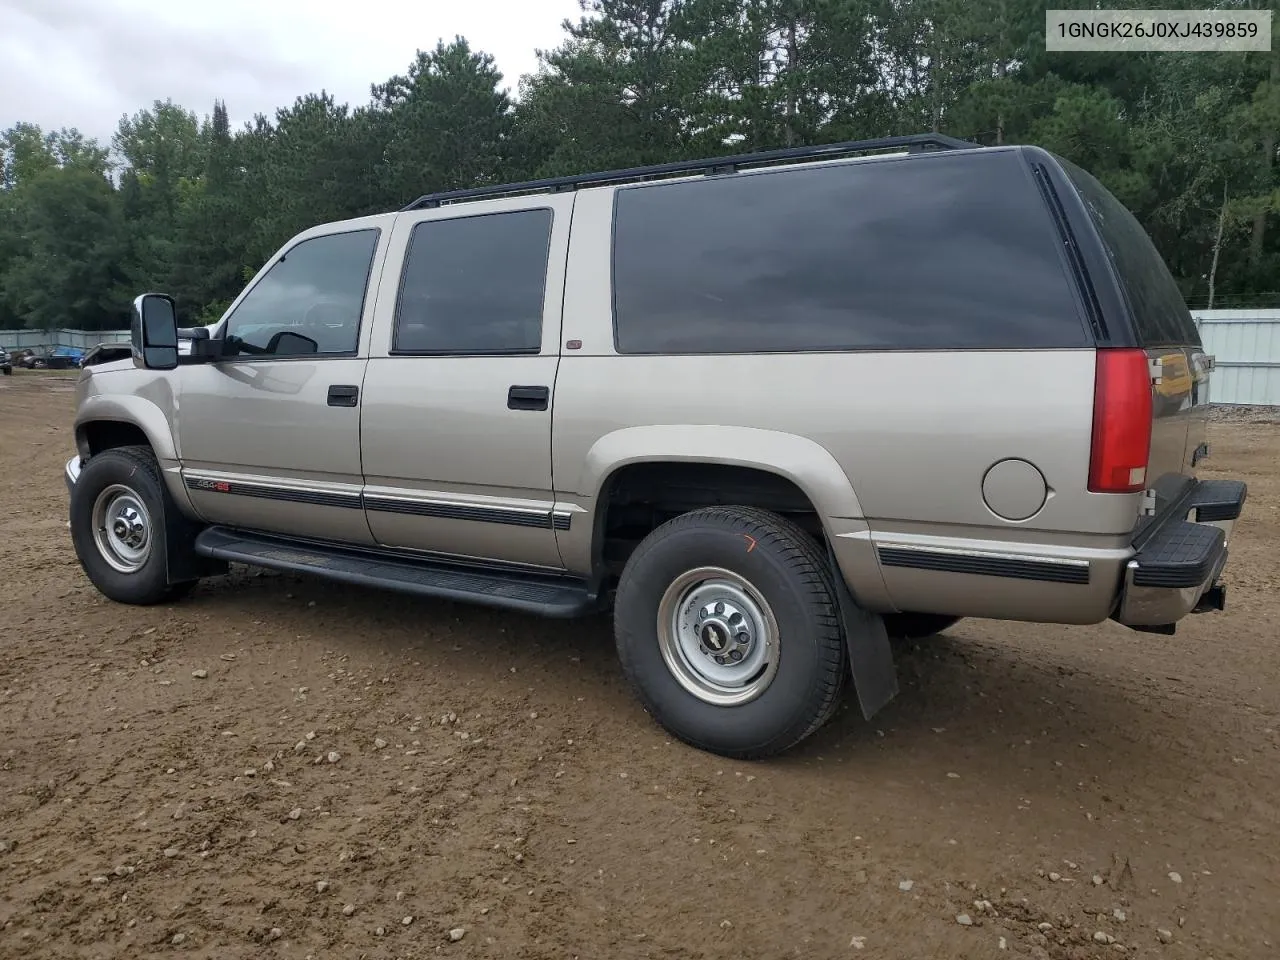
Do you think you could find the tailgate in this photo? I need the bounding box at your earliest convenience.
[1145,345,1212,522]
[1056,157,1210,528]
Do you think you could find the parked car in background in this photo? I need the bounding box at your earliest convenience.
[0,346,11,375]
[80,342,133,368]
[19,346,83,370]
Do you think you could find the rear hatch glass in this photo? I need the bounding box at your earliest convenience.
[1057,158,1200,348]
[1056,155,1208,516]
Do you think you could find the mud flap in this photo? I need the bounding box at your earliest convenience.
[827,544,898,720]
[164,502,228,584]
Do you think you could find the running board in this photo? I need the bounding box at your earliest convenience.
[193,527,601,618]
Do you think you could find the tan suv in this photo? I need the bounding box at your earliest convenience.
[64,134,1247,759]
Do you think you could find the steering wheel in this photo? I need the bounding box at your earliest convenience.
[302,300,350,341]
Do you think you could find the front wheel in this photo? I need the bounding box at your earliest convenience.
[614,506,847,760]
[69,446,198,605]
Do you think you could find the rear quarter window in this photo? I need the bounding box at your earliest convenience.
[610,150,1092,354]
[1056,158,1200,348]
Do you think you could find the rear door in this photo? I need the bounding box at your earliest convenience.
[358,196,574,570]
[1059,160,1210,512]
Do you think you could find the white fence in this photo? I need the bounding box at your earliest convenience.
[4,315,1278,406]
[1192,310,1280,407]
[0,328,131,351]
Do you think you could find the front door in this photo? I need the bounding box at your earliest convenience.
[359,196,575,570]
[177,221,391,546]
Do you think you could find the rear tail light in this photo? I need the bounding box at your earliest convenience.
[1088,348,1152,494]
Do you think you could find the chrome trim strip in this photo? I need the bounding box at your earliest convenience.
[184,472,572,530]
[184,473,363,510]
[361,491,548,516]
[875,541,1091,568]
[876,541,1091,585]
[363,494,562,529]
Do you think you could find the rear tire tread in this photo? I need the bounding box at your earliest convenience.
[616,505,847,760]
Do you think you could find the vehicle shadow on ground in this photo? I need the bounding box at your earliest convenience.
[184,568,1210,800]
[791,623,1230,812]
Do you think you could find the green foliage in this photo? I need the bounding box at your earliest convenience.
[374,38,517,197]
[1,166,126,331]
[2,1,1279,329]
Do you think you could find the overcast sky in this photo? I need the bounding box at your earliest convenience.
[1,0,586,146]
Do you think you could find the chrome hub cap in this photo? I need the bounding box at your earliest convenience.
[91,485,152,573]
[656,566,779,706]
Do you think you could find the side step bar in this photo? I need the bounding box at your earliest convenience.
[193,527,602,619]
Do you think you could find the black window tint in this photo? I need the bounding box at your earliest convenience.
[611,151,1090,354]
[393,209,552,354]
[1058,158,1199,347]
[224,229,378,356]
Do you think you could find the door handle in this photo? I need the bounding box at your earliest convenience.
[327,384,359,407]
[508,385,550,411]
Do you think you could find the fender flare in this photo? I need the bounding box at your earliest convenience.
[578,424,866,520]
[575,425,898,720]
[74,394,179,463]
[73,393,198,521]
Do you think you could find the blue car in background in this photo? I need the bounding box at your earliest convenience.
[19,346,84,370]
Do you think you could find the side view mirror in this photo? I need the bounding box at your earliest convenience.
[266,330,319,355]
[130,293,179,370]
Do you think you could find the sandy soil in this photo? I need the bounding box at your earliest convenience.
[2,371,1278,960]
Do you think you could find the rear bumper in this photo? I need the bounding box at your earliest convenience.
[858,478,1247,629]
[1113,479,1247,629]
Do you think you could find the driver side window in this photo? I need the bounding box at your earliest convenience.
[223,229,379,357]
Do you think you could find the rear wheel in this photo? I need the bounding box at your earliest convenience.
[614,506,847,759]
[70,446,199,605]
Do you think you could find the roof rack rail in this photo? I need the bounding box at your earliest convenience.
[400,132,978,211]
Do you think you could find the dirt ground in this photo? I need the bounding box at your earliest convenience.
[2,371,1279,960]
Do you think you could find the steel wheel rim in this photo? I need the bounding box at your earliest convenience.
[91,484,153,574]
[656,566,780,706]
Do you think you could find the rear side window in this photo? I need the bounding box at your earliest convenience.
[611,151,1090,354]
[1057,158,1200,347]
[393,208,553,355]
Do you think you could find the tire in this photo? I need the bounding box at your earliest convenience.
[884,613,961,640]
[614,506,847,760]
[69,445,199,605]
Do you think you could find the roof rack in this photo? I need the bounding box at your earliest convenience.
[400,132,978,211]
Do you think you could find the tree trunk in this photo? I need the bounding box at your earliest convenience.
[1249,55,1279,269]
[784,19,798,146]
[931,71,942,133]
[1208,181,1229,310]
[930,44,943,133]
[996,58,1006,144]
